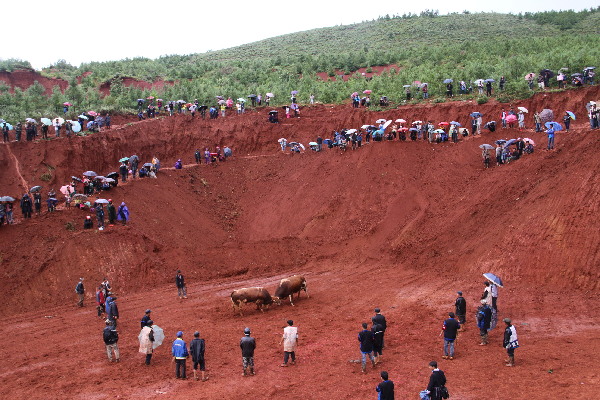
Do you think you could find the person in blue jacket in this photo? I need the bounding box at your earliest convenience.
[172,331,189,379]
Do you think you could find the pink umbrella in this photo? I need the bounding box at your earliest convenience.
[506,114,518,123]
[87,111,98,116]
[524,138,535,146]
[413,81,421,86]
[146,96,155,100]
[395,119,406,124]
[524,73,536,81]
[439,121,449,126]
[363,90,372,94]
[63,102,72,106]
[351,92,359,97]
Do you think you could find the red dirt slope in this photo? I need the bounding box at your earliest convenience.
[0,69,68,95]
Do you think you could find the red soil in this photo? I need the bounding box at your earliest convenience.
[0,86,599,399]
[316,64,401,81]
[0,69,68,95]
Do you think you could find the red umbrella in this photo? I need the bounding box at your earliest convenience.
[87,111,98,116]
[363,90,372,94]
[147,96,155,100]
[63,102,72,106]
[439,121,450,126]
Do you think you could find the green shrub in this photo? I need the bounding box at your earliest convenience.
[477,96,489,104]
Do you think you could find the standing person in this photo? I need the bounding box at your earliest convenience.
[373,308,387,348]
[376,371,394,400]
[119,162,128,182]
[309,94,315,104]
[138,320,155,365]
[546,126,555,150]
[105,114,111,130]
[75,278,85,307]
[481,281,492,305]
[476,300,492,345]
[117,202,129,225]
[482,149,490,168]
[190,331,207,381]
[490,282,499,311]
[455,291,466,327]
[175,270,187,299]
[240,327,256,376]
[15,122,22,141]
[446,82,453,98]
[316,136,323,152]
[518,111,525,130]
[103,320,120,362]
[499,76,506,91]
[371,317,384,365]
[54,121,61,138]
[477,115,483,134]
[563,112,571,132]
[172,331,189,379]
[2,123,9,142]
[33,192,42,216]
[280,320,298,367]
[140,309,152,329]
[534,112,542,132]
[194,149,201,164]
[41,123,49,139]
[495,145,503,166]
[108,296,119,328]
[358,322,376,373]
[441,312,460,360]
[107,200,116,226]
[426,361,447,400]
[503,318,519,367]
[96,286,106,318]
[96,204,105,231]
[501,109,507,128]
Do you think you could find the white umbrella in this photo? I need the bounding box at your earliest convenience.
[361,124,372,129]
[518,107,529,113]
[308,141,318,146]
[523,138,535,145]
[383,120,393,129]
[53,117,65,125]
[346,129,357,134]
[376,119,386,124]
[412,120,423,124]
[278,138,286,143]
[298,143,305,150]
[152,325,165,349]
[395,119,406,123]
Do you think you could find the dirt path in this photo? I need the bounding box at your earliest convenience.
[4,143,29,191]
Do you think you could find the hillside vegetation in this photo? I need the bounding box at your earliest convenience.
[0,9,598,121]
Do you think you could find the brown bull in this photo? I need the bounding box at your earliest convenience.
[230,287,273,316]
[274,275,308,306]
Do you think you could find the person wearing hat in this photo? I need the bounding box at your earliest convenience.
[83,215,93,229]
[455,291,467,327]
[190,331,207,381]
[372,308,387,348]
[75,278,85,307]
[138,319,155,364]
[503,318,519,367]
[376,371,394,400]
[476,300,492,345]
[103,319,120,363]
[175,270,187,299]
[240,327,256,376]
[172,331,189,379]
[280,320,298,367]
[141,309,152,329]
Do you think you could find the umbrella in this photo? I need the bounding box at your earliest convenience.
[95,199,109,204]
[395,119,406,123]
[403,85,411,88]
[363,90,372,94]
[503,139,518,147]
[545,121,563,131]
[409,127,418,133]
[495,140,507,145]
[351,92,359,97]
[291,90,298,95]
[53,117,65,125]
[215,96,224,100]
[82,171,97,177]
[524,73,536,81]
[0,196,15,202]
[105,178,115,183]
[106,172,119,179]
[30,185,42,193]
[566,111,576,120]
[506,114,518,123]
[474,79,484,85]
[119,157,129,163]
[439,122,449,126]
[86,121,94,129]
[269,110,278,114]
[94,176,106,181]
[539,109,554,124]
[152,325,165,349]
[247,94,257,98]
[518,107,528,113]
[585,67,596,70]
[450,121,462,126]
[87,111,98,116]
[361,125,373,129]
[540,69,554,78]
[237,98,246,102]
[266,93,274,98]
[199,105,208,111]
[71,176,83,182]
[485,79,495,83]
[479,144,494,150]
[308,141,318,146]
[523,138,535,145]
[383,120,393,129]
[443,79,453,84]
[223,147,232,157]
[217,100,226,105]
[78,114,89,120]
[571,73,583,77]
[72,193,87,200]
[277,138,286,143]
[26,118,37,123]
[146,96,155,100]
[63,102,72,106]
[59,185,70,195]
[143,163,153,168]
[1,122,13,130]
[586,102,596,111]
[433,129,445,134]
[137,99,145,102]
[413,81,421,85]
[412,120,423,124]
[483,273,503,288]
[41,118,52,126]
[346,129,358,134]
[177,100,186,103]
[130,155,139,163]
[70,121,81,133]
[470,112,482,118]
[376,119,386,124]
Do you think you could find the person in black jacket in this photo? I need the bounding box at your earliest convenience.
[476,300,493,345]
[75,278,85,307]
[108,297,119,327]
[426,361,447,400]
[371,317,384,365]
[176,270,187,299]
[140,309,152,329]
[358,322,376,373]
[455,291,467,326]
[190,331,207,381]
[103,320,120,362]
[240,327,256,376]
[441,312,460,360]
[119,162,128,182]
[376,371,394,400]
[373,308,387,348]
[20,194,33,219]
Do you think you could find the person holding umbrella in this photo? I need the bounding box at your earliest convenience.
[563,112,572,132]
[138,320,155,365]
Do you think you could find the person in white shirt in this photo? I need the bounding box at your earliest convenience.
[280,320,298,367]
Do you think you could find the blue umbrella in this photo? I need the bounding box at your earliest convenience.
[86,121,94,129]
[495,139,507,145]
[443,79,453,84]
[470,112,482,118]
[71,121,81,133]
[485,79,495,83]
[483,273,503,288]
[503,139,518,147]
[450,121,462,126]
[544,121,563,131]
[566,111,576,120]
[1,122,13,130]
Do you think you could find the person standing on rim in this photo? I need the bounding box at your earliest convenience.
[176,270,187,299]
[280,320,298,367]
[240,327,256,376]
[455,291,466,328]
[75,278,85,307]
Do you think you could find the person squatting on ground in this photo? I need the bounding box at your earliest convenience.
[280,320,298,367]
[503,318,519,367]
[358,322,376,373]
[138,320,155,365]
[190,331,208,381]
[240,327,256,376]
[103,319,120,362]
[175,270,187,299]
[172,331,189,379]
